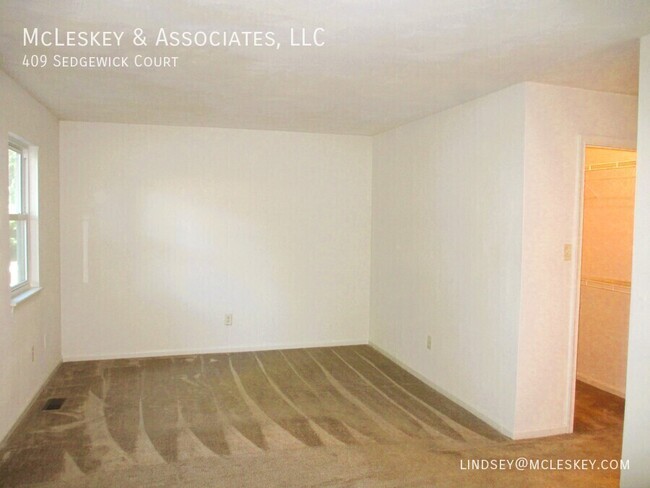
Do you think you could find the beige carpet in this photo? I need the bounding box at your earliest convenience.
[0,346,624,487]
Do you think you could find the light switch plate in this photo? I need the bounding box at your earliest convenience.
[563,244,572,261]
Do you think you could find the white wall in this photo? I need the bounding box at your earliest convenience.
[370,82,638,438]
[60,122,371,360]
[622,34,650,488]
[370,84,527,435]
[0,71,61,441]
[516,84,637,438]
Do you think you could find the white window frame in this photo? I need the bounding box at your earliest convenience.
[8,136,40,303]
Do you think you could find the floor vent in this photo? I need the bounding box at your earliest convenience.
[43,398,66,411]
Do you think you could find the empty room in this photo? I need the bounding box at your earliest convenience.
[1,1,650,487]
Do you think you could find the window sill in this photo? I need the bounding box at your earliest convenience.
[10,287,42,307]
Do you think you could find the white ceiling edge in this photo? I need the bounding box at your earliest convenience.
[0,1,648,135]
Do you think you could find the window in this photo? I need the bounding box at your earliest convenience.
[8,138,38,298]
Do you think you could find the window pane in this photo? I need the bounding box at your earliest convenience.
[9,219,28,287]
[8,147,22,214]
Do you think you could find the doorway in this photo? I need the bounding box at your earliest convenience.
[573,145,636,433]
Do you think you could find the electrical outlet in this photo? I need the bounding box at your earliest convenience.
[426,335,432,350]
[225,314,233,326]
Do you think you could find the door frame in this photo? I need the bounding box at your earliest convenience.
[566,135,637,432]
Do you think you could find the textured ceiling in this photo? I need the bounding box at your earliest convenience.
[1,1,649,135]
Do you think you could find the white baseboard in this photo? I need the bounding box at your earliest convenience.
[369,342,579,440]
[510,425,571,440]
[576,373,625,398]
[368,341,515,439]
[64,339,578,441]
[62,339,368,362]
[0,360,62,448]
